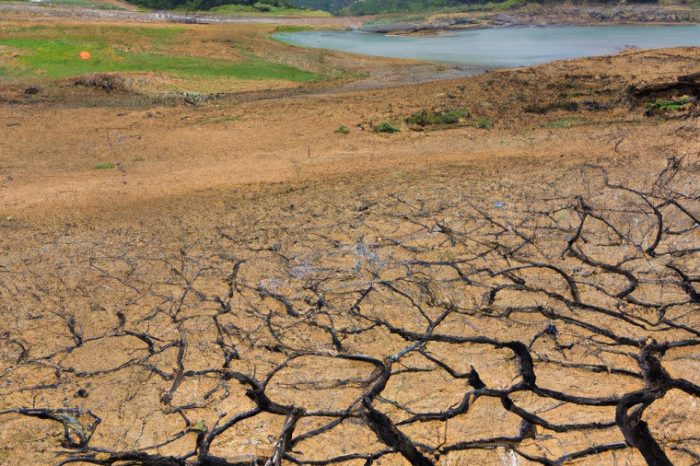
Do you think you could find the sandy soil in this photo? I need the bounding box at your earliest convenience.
[1,46,698,222]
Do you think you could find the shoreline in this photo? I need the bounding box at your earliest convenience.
[383,21,700,37]
[1,3,697,100]
[362,4,699,34]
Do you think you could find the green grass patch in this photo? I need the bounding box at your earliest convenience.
[544,117,585,129]
[335,125,349,134]
[375,122,400,133]
[94,162,116,170]
[0,25,321,83]
[405,108,470,127]
[645,96,693,112]
[0,24,180,40]
[475,117,493,129]
[274,25,315,33]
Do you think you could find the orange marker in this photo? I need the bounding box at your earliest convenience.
[79,51,91,60]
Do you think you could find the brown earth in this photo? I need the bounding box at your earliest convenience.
[0,2,364,26]
[0,17,699,466]
[1,45,698,222]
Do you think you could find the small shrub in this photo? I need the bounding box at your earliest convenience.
[405,110,430,126]
[523,104,548,114]
[335,125,349,135]
[253,2,273,12]
[405,108,470,127]
[94,162,116,170]
[559,101,580,112]
[375,122,400,133]
[475,117,494,129]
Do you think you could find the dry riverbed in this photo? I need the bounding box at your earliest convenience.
[0,12,699,466]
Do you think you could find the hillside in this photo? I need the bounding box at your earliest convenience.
[289,0,699,15]
[124,0,299,12]
[288,0,353,13]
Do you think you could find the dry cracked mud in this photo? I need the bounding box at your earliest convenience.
[0,26,699,466]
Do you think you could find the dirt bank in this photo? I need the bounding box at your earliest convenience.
[1,46,698,223]
[364,4,699,34]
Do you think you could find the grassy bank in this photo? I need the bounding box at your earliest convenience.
[0,24,321,83]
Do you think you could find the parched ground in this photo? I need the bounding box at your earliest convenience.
[0,19,699,466]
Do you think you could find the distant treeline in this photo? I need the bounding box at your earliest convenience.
[291,0,668,15]
[129,0,293,11]
[127,0,684,14]
[288,0,354,13]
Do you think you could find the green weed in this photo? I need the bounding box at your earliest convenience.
[475,117,494,129]
[375,122,400,133]
[405,108,470,127]
[274,25,315,33]
[545,117,584,129]
[646,96,693,111]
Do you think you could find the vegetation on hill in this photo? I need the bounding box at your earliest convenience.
[125,0,297,12]
[288,0,698,15]
[345,0,507,15]
[207,2,330,14]
[287,0,353,13]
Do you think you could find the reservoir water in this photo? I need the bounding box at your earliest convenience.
[274,25,700,67]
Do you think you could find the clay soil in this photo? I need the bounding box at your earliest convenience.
[0,14,699,466]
